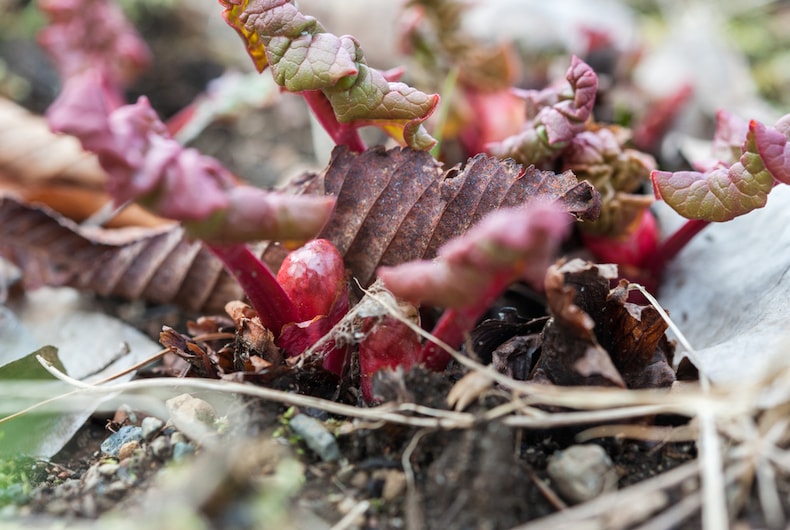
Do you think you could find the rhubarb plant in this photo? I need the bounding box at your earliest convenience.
[648,109,790,278]
[38,0,344,361]
[27,0,712,397]
[219,0,439,152]
[487,56,598,167]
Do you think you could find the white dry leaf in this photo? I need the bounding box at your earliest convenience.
[657,185,790,384]
[1,286,161,457]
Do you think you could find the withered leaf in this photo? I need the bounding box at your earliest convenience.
[534,259,675,389]
[537,261,625,387]
[2,146,599,313]
[301,146,601,286]
[0,196,286,313]
[0,97,106,188]
[160,326,219,379]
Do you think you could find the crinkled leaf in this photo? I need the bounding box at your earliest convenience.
[535,259,675,389]
[0,196,271,313]
[46,73,335,243]
[562,125,656,237]
[300,146,601,287]
[218,0,269,72]
[219,0,438,150]
[487,56,597,166]
[377,202,570,308]
[37,0,150,85]
[536,261,624,387]
[709,109,749,167]
[754,116,790,185]
[652,119,781,222]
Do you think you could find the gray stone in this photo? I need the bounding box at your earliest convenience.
[141,416,165,441]
[166,394,219,446]
[97,463,119,477]
[100,425,143,457]
[289,413,341,462]
[150,436,171,459]
[547,444,618,504]
[172,442,195,461]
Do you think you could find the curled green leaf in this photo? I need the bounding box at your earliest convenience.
[651,120,779,222]
[487,56,597,166]
[219,0,438,150]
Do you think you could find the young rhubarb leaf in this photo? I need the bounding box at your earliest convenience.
[37,0,150,85]
[487,56,598,166]
[358,314,421,403]
[275,239,350,361]
[378,202,571,370]
[219,0,439,151]
[651,117,788,222]
[47,72,335,243]
[562,125,656,237]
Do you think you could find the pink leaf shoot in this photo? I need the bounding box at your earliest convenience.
[652,115,790,222]
[487,56,598,167]
[378,202,571,370]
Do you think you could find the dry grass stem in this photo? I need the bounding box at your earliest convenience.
[12,280,788,528]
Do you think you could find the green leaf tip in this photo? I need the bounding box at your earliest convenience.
[218,0,438,150]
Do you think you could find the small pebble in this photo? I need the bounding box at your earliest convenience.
[547,444,618,504]
[81,465,102,491]
[97,463,120,477]
[150,436,171,459]
[118,440,140,460]
[173,441,196,461]
[44,499,70,515]
[289,413,341,462]
[141,416,165,441]
[105,480,128,496]
[381,470,407,501]
[100,426,143,457]
[170,432,188,445]
[166,394,217,439]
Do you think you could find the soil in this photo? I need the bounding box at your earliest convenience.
[8,363,701,529]
[1,3,786,529]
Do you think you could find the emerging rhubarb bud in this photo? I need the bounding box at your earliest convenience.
[276,239,350,365]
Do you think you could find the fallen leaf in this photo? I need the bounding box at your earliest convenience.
[537,261,625,387]
[0,196,284,314]
[0,96,105,188]
[302,145,600,286]
[533,259,676,389]
[1,287,161,458]
[656,185,790,384]
[0,346,72,458]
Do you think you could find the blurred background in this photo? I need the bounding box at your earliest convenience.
[1,0,789,186]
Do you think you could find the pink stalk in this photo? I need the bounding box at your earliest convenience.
[642,219,710,281]
[420,276,510,370]
[207,243,301,343]
[301,90,367,153]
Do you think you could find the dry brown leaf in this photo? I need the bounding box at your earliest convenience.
[534,259,675,389]
[0,196,287,313]
[0,97,105,188]
[1,146,599,314]
[301,146,601,286]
